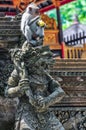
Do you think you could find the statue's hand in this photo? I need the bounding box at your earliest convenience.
[7,86,24,97]
[29,96,36,106]
[35,96,49,112]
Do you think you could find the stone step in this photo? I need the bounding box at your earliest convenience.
[0,38,19,43]
[0,17,14,21]
[0,34,21,37]
[54,62,86,66]
[55,60,86,64]
[51,65,86,71]
[55,96,86,107]
[0,40,19,46]
[0,29,21,35]
[0,25,20,29]
[0,35,20,39]
[50,71,86,76]
[55,59,86,64]
[55,59,86,63]
[0,48,8,53]
[50,59,86,71]
[62,86,86,91]
[53,76,86,88]
[51,69,86,72]
[0,21,20,25]
[52,65,86,69]
[0,41,20,48]
[51,69,86,73]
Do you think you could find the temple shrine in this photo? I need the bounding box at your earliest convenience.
[0,1,86,130]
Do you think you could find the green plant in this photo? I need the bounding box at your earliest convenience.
[46,0,86,30]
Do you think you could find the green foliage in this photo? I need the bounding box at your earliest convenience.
[46,0,86,30]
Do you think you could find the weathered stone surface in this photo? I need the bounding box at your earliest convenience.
[0,52,86,129]
[0,96,17,130]
[6,43,65,130]
[0,48,13,96]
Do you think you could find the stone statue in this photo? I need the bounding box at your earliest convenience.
[6,43,65,130]
[6,3,65,130]
[21,2,45,47]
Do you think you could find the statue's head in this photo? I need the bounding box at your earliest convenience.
[10,49,23,63]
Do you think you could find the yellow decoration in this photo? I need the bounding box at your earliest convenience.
[37,20,45,27]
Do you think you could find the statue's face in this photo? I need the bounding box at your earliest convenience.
[15,51,21,61]
[11,49,22,62]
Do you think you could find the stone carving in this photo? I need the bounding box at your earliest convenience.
[6,40,65,130]
[1,49,86,130]
[56,110,86,130]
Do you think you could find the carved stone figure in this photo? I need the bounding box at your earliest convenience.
[6,43,65,130]
[21,2,45,47]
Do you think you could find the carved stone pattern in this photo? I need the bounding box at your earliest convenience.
[55,110,86,130]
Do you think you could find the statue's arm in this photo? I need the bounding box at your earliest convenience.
[45,74,65,107]
[6,69,22,98]
[36,74,65,112]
